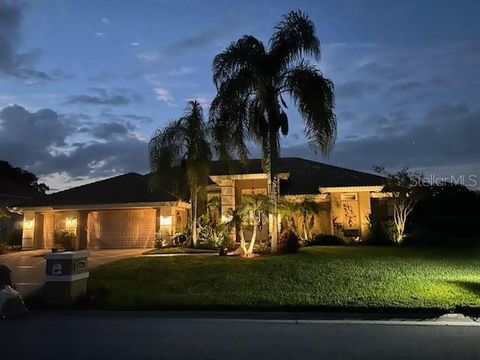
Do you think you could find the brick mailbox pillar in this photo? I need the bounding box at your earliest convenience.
[43,250,89,306]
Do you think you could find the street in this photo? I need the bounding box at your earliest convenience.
[1,312,480,359]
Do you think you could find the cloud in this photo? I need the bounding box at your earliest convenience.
[167,66,195,77]
[66,88,141,106]
[281,103,480,180]
[85,121,134,140]
[136,52,162,63]
[0,104,74,172]
[130,42,140,47]
[101,17,110,25]
[0,104,149,187]
[48,137,148,180]
[95,32,105,38]
[0,1,22,73]
[336,81,374,99]
[165,27,223,56]
[153,87,174,105]
[0,3,65,84]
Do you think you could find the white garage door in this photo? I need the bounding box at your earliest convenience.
[88,209,156,248]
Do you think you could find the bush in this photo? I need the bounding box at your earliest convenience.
[365,214,395,245]
[278,229,301,253]
[0,242,8,254]
[197,214,230,250]
[306,234,343,246]
[53,230,76,251]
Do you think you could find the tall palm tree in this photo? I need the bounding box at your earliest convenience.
[149,100,211,246]
[209,10,337,251]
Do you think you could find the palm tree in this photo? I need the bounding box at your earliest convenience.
[239,194,273,256]
[209,10,337,251]
[296,200,323,242]
[223,207,248,254]
[149,100,211,246]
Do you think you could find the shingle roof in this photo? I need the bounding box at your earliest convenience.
[209,157,385,195]
[18,157,384,208]
[21,173,176,207]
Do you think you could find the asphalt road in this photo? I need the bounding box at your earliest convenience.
[1,312,480,359]
[0,249,148,296]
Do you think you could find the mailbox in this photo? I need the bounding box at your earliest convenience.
[43,250,89,306]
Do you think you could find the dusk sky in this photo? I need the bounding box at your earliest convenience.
[0,0,479,191]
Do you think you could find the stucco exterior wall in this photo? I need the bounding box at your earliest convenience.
[21,206,188,249]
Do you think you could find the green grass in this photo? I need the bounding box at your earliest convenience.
[88,246,480,310]
[143,247,217,255]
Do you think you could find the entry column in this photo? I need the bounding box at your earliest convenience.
[76,211,89,250]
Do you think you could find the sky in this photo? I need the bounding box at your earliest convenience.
[0,0,479,191]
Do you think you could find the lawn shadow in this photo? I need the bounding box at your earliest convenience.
[450,281,480,296]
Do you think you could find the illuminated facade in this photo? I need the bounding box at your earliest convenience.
[16,158,387,249]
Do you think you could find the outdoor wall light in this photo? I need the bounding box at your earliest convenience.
[23,219,34,229]
[159,215,173,226]
[65,217,77,227]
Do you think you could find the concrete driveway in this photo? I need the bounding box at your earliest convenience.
[0,248,149,296]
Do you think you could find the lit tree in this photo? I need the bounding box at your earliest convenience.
[209,10,336,251]
[374,166,423,244]
[236,194,273,257]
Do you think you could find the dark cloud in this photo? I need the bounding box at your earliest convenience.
[0,1,22,73]
[48,138,148,179]
[122,113,153,123]
[0,104,148,181]
[282,103,480,175]
[0,3,69,83]
[165,27,223,55]
[65,88,142,106]
[0,104,74,172]
[88,121,133,140]
[336,81,374,99]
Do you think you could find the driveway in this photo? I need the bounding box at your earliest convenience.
[0,248,149,296]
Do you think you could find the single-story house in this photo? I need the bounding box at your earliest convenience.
[14,157,387,250]
[1,178,46,246]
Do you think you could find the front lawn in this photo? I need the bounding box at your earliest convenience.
[88,246,480,310]
[143,247,217,255]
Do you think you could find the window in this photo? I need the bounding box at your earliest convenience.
[341,193,357,201]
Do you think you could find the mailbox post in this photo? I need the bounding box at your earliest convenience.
[44,250,89,306]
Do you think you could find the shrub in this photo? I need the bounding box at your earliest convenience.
[365,214,395,245]
[306,234,343,246]
[278,229,301,253]
[0,242,8,254]
[53,230,76,251]
[197,214,229,250]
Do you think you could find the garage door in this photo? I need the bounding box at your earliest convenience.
[88,209,156,248]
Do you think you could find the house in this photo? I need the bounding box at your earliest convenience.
[14,157,386,250]
[1,178,46,246]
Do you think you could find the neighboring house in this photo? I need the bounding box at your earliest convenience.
[14,157,386,250]
[0,178,46,246]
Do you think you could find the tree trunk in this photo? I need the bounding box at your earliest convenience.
[192,190,198,246]
[269,131,279,252]
[239,228,248,254]
[247,224,257,255]
[302,215,308,243]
